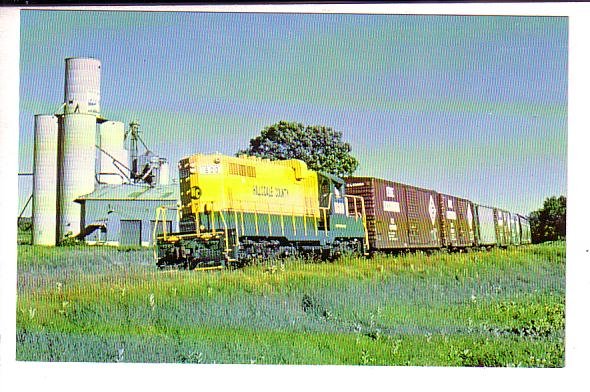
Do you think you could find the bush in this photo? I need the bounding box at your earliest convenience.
[530,196,566,243]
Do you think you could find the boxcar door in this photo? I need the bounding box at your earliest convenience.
[476,205,496,246]
[405,186,440,248]
[456,198,473,247]
[494,209,507,246]
[511,215,521,245]
[504,211,512,246]
[373,180,409,249]
[439,194,458,247]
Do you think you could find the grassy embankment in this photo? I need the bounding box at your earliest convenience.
[16,240,565,366]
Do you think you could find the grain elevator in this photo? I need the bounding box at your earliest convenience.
[31,57,178,246]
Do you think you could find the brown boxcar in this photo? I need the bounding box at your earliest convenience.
[438,193,476,248]
[345,177,441,250]
[345,177,408,249]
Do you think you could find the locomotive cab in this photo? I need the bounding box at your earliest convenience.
[318,173,348,228]
[317,172,369,255]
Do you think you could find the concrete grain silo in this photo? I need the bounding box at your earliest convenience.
[58,113,98,239]
[32,115,58,245]
[99,121,129,184]
[64,57,101,115]
[57,57,101,241]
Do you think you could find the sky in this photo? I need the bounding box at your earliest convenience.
[17,10,568,216]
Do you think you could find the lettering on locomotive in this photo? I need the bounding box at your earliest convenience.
[253,185,289,198]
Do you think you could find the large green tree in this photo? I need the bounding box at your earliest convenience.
[238,121,358,178]
[529,196,566,243]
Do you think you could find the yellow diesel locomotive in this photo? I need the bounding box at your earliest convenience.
[154,153,368,269]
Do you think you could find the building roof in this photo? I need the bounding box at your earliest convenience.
[76,183,179,201]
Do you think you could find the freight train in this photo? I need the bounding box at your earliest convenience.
[154,153,531,270]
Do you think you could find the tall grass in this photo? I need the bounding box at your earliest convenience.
[16,242,565,366]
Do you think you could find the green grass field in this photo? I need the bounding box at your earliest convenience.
[16,240,565,366]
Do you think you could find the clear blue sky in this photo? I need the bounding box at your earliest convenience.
[18,10,567,216]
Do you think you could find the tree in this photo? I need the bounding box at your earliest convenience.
[529,196,566,243]
[237,121,358,178]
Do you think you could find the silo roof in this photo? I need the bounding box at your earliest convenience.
[76,184,179,201]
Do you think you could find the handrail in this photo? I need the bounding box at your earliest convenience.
[195,200,201,235]
[254,205,259,235]
[241,209,245,235]
[320,192,333,209]
[210,202,216,235]
[153,206,172,241]
[345,194,364,218]
[291,207,296,235]
[152,205,180,261]
[344,194,369,253]
[313,214,318,236]
[233,210,240,247]
[217,210,231,253]
[319,192,332,235]
[204,198,321,220]
[280,213,285,236]
[152,206,163,262]
[320,207,329,236]
[350,195,359,219]
[267,202,272,236]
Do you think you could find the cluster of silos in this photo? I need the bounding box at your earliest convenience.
[32,57,102,245]
[31,57,171,246]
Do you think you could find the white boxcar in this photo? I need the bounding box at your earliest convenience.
[475,205,497,246]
